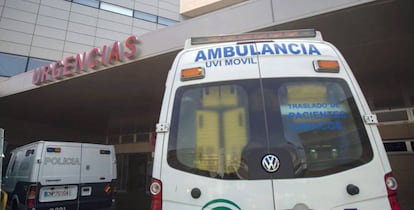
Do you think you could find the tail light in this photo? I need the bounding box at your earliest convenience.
[385,173,401,210]
[104,183,112,195]
[150,178,162,210]
[26,185,37,208]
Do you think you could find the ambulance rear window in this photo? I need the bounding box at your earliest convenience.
[167,78,373,180]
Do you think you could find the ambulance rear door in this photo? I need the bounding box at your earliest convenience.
[158,41,277,209]
[256,40,392,210]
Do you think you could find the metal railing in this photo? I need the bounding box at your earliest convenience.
[373,107,414,125]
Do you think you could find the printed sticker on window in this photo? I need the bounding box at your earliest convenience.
[282,83,348,132]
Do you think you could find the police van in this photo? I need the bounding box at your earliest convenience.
[150,29,400,210]
[3,141,117,210]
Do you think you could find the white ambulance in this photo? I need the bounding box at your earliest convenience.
[150,29,400,210]
[3,141,117,210]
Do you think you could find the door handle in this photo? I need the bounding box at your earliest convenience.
[346,184,360,195]
[81,186,92,196]
[46,179,61,182]
[191,188,201,199]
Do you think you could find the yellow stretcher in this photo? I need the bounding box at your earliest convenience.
[195,85,247,174]
[195,110,219,172]
[287,83,327,123]
[202,85,238,107]
[223,108,247,173]
[1,190,7,210]
[287,83,327,105]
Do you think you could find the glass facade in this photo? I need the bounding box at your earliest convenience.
[73,0,99,8]
[27,58,53,71]
[0,53,27,77]
[0,53,52,77]
[134,10,158,23]
[100,2,133,16]
[66,0,179,26]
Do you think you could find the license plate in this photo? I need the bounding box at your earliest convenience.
[39,185,78,202]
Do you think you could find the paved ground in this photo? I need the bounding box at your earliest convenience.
[115,191,151,210]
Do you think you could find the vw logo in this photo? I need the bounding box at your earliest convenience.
[261,154,280,173]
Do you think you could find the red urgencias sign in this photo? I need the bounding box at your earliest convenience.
[32,35,139,85]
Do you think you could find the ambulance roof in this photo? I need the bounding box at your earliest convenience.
[184,29,323,49]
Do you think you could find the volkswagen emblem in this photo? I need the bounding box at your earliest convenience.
[261,154,280,173]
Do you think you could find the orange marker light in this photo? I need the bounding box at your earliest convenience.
[47,147,61,153]
[313,60,340,73]
[100,150,111,155]
[181,67,205,81]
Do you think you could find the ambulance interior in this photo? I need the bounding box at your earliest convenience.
[168,79,373,179]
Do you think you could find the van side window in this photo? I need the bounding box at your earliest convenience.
[8,155,17,174]
[25,149,34,156]
[19,149,35,172]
